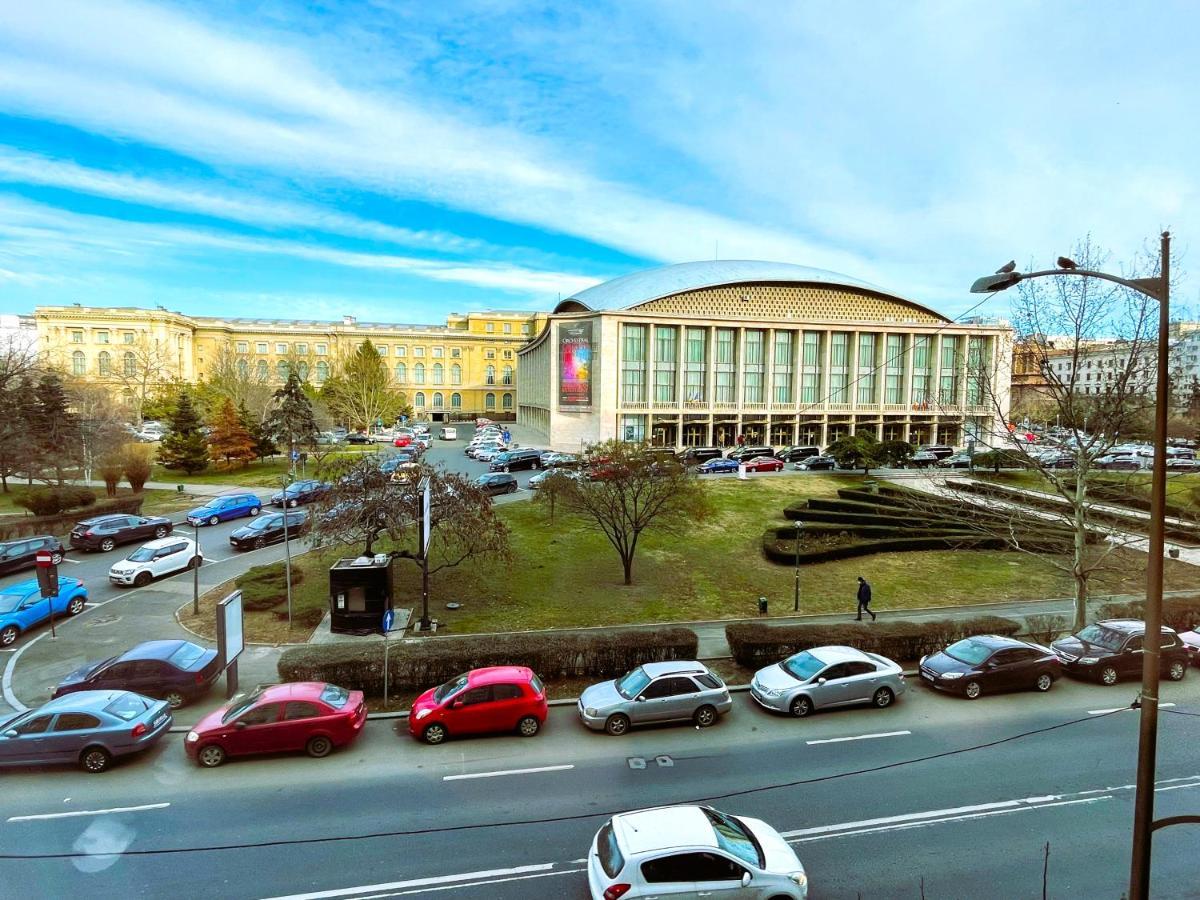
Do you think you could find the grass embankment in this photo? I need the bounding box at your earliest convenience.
[151,446,382,488]
[181,473,1200,644]
[974,470,1200,517]
[0,487,199,529]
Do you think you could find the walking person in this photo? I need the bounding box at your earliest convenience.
[855,576,876,621]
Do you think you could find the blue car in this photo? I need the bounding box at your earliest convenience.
[0,577,88,647]
[0,690,172,772]
[697,458,740,474]
[53,639,221,709]
[186,492,262,526]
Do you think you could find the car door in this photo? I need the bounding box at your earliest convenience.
[1120,635,1144,678]
[280,701,326,751]
[633,676,682,723]
[230,702,286,755]
[690,850,754,898]
[639,852,705,899]
[130,660,170,697]
[841,660,879,704]
[489,683,527,731]
[446,685,494,735]
[810,663,853,709]
[0,713,56,765]
[15,589,50,630]
[48,712,103,763]
[89,661,137,692]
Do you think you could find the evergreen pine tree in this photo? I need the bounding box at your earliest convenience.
[159,388,210,474]
[33,371,81,485]
[239,401,277,461]
[208,397,256,469]
[265,372,319,470]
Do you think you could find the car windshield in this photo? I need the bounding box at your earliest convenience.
[168,642,206,669]
[126,546,157,562]
[320,684,350,709]
[781,651,825,681]
[221,691,264,724]
[433,673,471,703]
[944,639,993,666]
[0,591,27,614]
[1076,624,1125,651]
[615,667,651,699]
[105,693,152,721]
[703,808,763,868]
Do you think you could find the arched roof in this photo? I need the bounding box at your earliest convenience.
[553,259,948,322]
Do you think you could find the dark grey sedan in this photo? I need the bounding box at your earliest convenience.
[0,690,172,772]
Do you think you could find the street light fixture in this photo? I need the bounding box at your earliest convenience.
[793,521,803,612]
[970,232,1170,900]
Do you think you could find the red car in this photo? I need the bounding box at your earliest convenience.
[743,456,785,472]
[409,666,547,745]
[393,434,413,447]
[185,682,366,767]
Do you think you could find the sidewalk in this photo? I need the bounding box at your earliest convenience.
[73,478,274,498]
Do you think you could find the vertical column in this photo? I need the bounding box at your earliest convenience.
[707,325,718,409]
[849,329,860,413]
[821,328,833,409]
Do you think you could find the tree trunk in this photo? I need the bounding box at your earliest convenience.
[622,553,633,586]
[1072,469,1089,632]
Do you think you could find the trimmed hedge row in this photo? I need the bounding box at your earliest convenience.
[726,616,1022,667]
[14,486,97,517]
[786,509,940,528]
[277,626,699,695]
[0,495,144,540]
[1097,595,1200,632]
[761,533,1011,565]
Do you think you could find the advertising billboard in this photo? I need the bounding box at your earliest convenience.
[559,321,593,407]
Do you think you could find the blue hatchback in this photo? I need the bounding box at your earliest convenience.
[697,458,740,474]
[0,577,88,647]
[186,492,262,526]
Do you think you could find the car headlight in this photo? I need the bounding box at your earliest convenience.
[585,707,599,717]
[940,672,964,680]
[790,872,808,886]
[414,708,431,720]
[186,731,199,742]
[1078,657,1099,665]
[757,686,780,698]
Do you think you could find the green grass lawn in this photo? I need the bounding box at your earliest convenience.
[975,469,1200,516]
[0,486,197,529]
[151,446,382,488]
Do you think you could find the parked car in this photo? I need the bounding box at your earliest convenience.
[697,457,740,474]
[1166,458,1200,471]
[53,639,221,709]
[392,433,413,448]
[475,472,518,496]
[70,513,173,552]
[186,682,366,767]
[0,576,88,647]
[1095,454,1141,471]
[907,450,939,468]
[314,431,344,445]
[438,426,458,440]
[344,432,371,445]
[389,462,421,484]
[751,646,906,717]
[919,635,1061,699]
[578,661,732,735]
[411,422,430,436]
[918,444,955,460]
[186,492,262,526]
[726,445,774,461]
[229,510,310,551]
[490,448,543,472]
[369,428,395,443]
[0,691,172,773]
[408,666,547,745]
[793,455,836,471]
[467,440,506,459]
[742,456,785,473]
[587,805,808,900]
[0,535,67,574]
[475,446,508,463]
[528,468,582,489]
[1180,627,1200,666]
[677,446,725,465]
[543,452,580,469]
[109,536,202,587]
[270,479,330,508]
[1052,620,1190,685]
[937,453,973,469]
[776,445,822,463]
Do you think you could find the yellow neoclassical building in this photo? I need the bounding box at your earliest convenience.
[35,305,547,420]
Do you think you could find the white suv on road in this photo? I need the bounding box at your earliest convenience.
[109,537,202,588]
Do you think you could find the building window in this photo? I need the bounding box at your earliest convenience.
[829,333,850,403]
[432,347,444,358]
[653,325,677,404]
[772,331,794,404]
[485,392,496,410]
[450,347,461,358]
[503,323,512,334]
[277,361,289,380]
[315,343,327,356]
[620,414,646,442]
[236,341,248,353]
[123,332,135,344]
[297,362,309,381]
[432,392,443,409]
[885,335,905,404]
[502,365,513,385]
[451,363,462,385]
[684,327,706,402]
[486,322,495,333]
[377,344,388,356]
[394,362,406,383]
[98,351,111,376]
[714,328,736,403]
[295,342,308,355]
[432,363,444,385]
[857,333,877,405]
[522,323,531,335]
[485,349,495,360]
[940,337,960,404]
[413,363,425,384]
[256,342,268,354]
[71,351,86,376]
[413,346,424,358]
[503,350,513,359]
[486,365,495,385]
[396,346,406,357]
[451,392,461,409]
[257,360,268,379]
[96,330,109,344]
[237,358,248,378]
[502,392,513,410]
[966,336,988,405]
[276,343,288,355]
[123,351,136,377]
[415,392,426,408]
[743,329,765,404]
[316,361,329,383]
[70,330,83,344]
[621,324,647,404]
[911,335,932,405]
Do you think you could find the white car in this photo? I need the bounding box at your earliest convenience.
[588,805,808,899]
[109,537,202,587]
[439,426,458,440]
[370,429,395,443]
[474,446,507,462]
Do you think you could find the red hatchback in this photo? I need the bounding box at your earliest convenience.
[186,682,366,767]
[393,434,413,447]
[409,666,547,745]
[743,456,785,472]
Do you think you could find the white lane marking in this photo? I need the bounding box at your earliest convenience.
[1155,782,1200,793]
[442,764,574,781]
[8,802,170,822]
[351,869,583,898]
[806,730,911,746]
[57,557,81,565]
[1089,702,1175,715]
[781,798,1025,838]
[257,864,557,900]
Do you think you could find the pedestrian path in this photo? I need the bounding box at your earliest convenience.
[72,478,274,497]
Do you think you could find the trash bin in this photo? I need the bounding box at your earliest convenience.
[758,596,768,616]
[1169,547,1180,559]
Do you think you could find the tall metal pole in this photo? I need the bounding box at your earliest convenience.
[192,520,200,616]
[793,523,801,612]
[1130,231,1170,900]
[282,478,294,629]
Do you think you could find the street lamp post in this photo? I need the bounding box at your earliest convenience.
[192,519,201,616]
[971,232,1170,900]
[281,476,294,629]
[793,522,802,612]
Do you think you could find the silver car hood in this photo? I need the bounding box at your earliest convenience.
[579,680,624,710]
[753,663,802,692]
[740,815,804,875]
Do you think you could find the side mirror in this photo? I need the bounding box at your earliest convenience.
[450,699,463,709]
[2,729,17,738]
[741,872,752,888]
[816,677,827,685]
[635,695,646,702]
[234,721,247,729]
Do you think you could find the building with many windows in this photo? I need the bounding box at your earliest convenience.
[34,305,544,419]
[517,260,1012,451]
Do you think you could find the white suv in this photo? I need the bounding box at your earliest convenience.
[109,537,202,588]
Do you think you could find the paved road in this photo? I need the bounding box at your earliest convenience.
[2,673,1198,898]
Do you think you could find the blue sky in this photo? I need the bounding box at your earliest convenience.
[0,0,1196,325]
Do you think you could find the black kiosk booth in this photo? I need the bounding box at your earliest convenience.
[329,555,394,635]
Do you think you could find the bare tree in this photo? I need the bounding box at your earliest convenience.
[66,378,131,482]
[110,336,178,424]
[320,340,405,430]
[200,342,274,423]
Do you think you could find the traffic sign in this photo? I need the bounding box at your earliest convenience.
[381,608,395,634]
[35,549,53,568]
[291,449,300,461]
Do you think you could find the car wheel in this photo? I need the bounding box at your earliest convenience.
[99,538,116,552]
[0,624,18,646]
[253,537,267,550]
[1167,660,1187,681]
[306,735,334,758]
[507,483,517,494]
[604,713,631,736]
[1099,665,1119,686]
[963,680,983,700]
[188,555,202,569]
[1034,672,1054,692]
[79,746,112,773]
[503,465,511,473]
[67,596,85,616]
[164,690,186,710]
[197,744,226,768]
[208,515,220,526]
[250,506,261,516]
[288,499,298,508]
[693,705,718,728]
[422,723,448,745]
[133,571,152,587]
[153,525,169,539]
[517,716,541,737]
[872,687,895,708]
[789,696,813,718]
[50,551,63,565]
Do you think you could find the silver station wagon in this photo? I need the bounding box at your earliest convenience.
[578,660,733,735]
[751,645,906,717]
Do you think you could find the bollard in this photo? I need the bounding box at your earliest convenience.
[758,596,768,616]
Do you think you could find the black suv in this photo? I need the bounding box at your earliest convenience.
[70,514,174,553]
[918,444,955,460]
[727,445,774,461]
[678,447,724,465]
[1052,619,1190,685]
[489,449,542,472]
[794,455,836,471]
[476,472,519,496]
[776,445,821,462]
[0,535,67,574]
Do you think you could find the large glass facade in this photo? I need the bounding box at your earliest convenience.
[885,334,904,404]
[940,337,960,404]
[684,327,706,402]
[653,326,677,404]
[966,336,988,405]
[715,328,737,403]
[912,335,932,406]
[801,331,822,404]
[772,331,793,404]
[856,333,877,405]
[621,324,647,403]
[829,332,850,403]
[743,330,765,403]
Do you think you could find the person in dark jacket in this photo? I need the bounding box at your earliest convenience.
[856,576,876,621]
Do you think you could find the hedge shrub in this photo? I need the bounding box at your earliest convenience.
[236,562,306,612]
[13,486,97,517]
[726,616,1022,667]
[1097,595,1200,632]
[277,626,699,695]
[761,532,1011,564]
[0,495,143,540]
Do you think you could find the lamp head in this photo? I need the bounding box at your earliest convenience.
[970,272,1021,294]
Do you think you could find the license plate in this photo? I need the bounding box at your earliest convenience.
[153,714,168,728]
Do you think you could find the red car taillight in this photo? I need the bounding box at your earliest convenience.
[603,885,631,900]
[196,673,206,684]
[84,530,94,538]
[131,723,147,738]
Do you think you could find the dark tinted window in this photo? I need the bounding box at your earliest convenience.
[1125,636,1143,652]
[53,713,101,732]
[238,703,281,726]
[695,673,720,690]
[643,852,743,884]
[492,684,523,701]
[457,686,491,706]
[596,821,624,879]
[14,715,53,735]
[667,676,700,695]
[283,702,323,720]
[641,678,676,699]
[690,851,746,881]
[1161,632,1179,649]
[845,661,876,676]
[822,663,852,681]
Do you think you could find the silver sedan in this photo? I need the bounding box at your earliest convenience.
[578,660,733,735]
[751,645,906,717]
